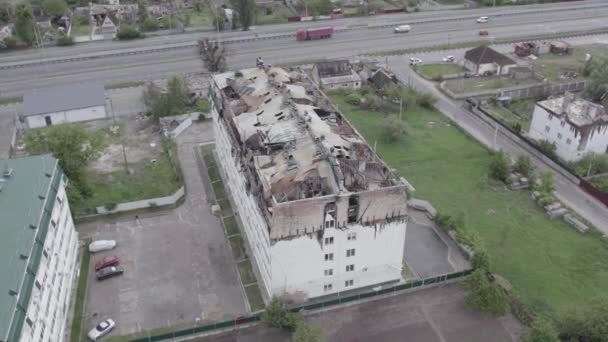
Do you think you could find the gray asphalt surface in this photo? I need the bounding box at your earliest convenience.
[188,283,523,342]
[0,0,604,63]
[2,2,608,96]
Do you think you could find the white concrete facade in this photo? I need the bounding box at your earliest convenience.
[529,103,608,161]
[26,105,107,128]
[463,60,515,76]
[211,87,406,301]
[20,177,79,342]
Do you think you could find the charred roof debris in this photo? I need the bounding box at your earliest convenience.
[211,66,409,241]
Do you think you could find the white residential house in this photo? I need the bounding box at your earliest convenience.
[23,83,107,128]
[528,92,608,161]
[210,67,408,301]
[464,45,517,76]
[0,155,79,342]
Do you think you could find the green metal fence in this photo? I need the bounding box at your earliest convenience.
[126,269,472,342]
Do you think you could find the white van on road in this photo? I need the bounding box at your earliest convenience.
[476,16,489,23]
[394,25,411,33]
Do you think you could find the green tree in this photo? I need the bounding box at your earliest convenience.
[143,76,192,121]
[583,58,608,102]
[15,4,35,44]
[292,321,322,342]
[305,0,333,15]
[140,17,159,31]
[380,115,409,143]
[572,153,608,177]
[536,140,557,159]
[137,0,149,23]
[198,38,227,72]
[489,151,511,182]
[24,125,105,200]
[524,318,558,342]
[559,297,608,342]
[472,248,491,271]
[1,37,17,50]
[56,34,74,46]
[42,0,67,16]
[538,171,555,195]
[462,269,509,316]
[0,2,11,24]
[229,0,256,30]
[514,155,533,177]
[261,297,301,332]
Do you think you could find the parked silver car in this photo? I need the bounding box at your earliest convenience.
[87,319,115,341]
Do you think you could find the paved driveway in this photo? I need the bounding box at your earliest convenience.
[191,283,524,342]
[79,122,247,337]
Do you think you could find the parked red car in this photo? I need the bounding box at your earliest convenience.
[479,30,489,36]
[95,256,120,271]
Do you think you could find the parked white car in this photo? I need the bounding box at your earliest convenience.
[89,240,117,253]
[87,319,115,341]
[409,57,422,66]
[442,55,455,63]
[476,16,489,23]
[394,24,411,33]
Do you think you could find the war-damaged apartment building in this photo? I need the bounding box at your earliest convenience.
[209,66,409,300]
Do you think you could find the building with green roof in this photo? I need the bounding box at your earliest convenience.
[0,155,79,342]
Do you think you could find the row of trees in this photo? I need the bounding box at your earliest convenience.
[582,57,608,103]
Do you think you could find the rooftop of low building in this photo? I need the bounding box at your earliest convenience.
[212,67,401,205]
[538,93,608,127]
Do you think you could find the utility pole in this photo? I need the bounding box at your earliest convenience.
[399,98,403,121]
[107,97,129,173]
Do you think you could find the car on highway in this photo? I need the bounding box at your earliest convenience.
[95,256,120,271]
[87,319,115,341]
[442,56,455,63]
[476,16,489,23]
[96,266,124,281]
[394,25,411,33]
[479,30,489,36]
[89,240,117,253]
[409,57,422,66]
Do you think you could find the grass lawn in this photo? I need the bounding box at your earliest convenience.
[244,284,265,311]
[0,96,23,105]
[444,76,539,94]
[70,240,91,342]
[238,260,257,285]
[78,151,181,215]
[590,176,608,192]
[532,44,608,82]
[256,4,293,25]
[180,8,213,27]
[104,81,145,90]
[417,64,464,79]
[229,235,246,261]
[224,216,240,236]
[330,92,608,319]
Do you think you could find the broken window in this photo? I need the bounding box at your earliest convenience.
[347,232,357,241]
[324,253,334,261]
[347,195,359,224]
[324,237,334,245]
[324,202,336,229]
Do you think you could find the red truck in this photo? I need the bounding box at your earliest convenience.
[296,27,334,41]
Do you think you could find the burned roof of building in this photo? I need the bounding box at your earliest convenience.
[539,92,608,128]
[212,67,402,205]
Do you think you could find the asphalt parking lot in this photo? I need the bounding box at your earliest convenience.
[192,283,524,342]
[79,124,247,337]
[404,210,470,279]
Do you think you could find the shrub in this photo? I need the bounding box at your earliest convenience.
[512,122,522,133]
[73,14,90,26]
[462,269,509,316]
[489,151,511,182]
[141,17,159,31]
[56,34,74,46]
[196,98,211,112]
[1,36,17,49]
[380,115,408,142]
[104,201,117,210]
[292,321,322,342]
[536,140,557,159]
[571,153,608,177]
[417,93,437,109]
[345,92,361,105]
[116,24,144,40]
[261,297,301,332]
[558,297,608,342]
[514,155,533,177]
[538,171,555,195]
[472,247,491,271]
[524,318,558,342]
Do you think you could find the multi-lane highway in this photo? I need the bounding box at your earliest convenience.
[1,0,608,96]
